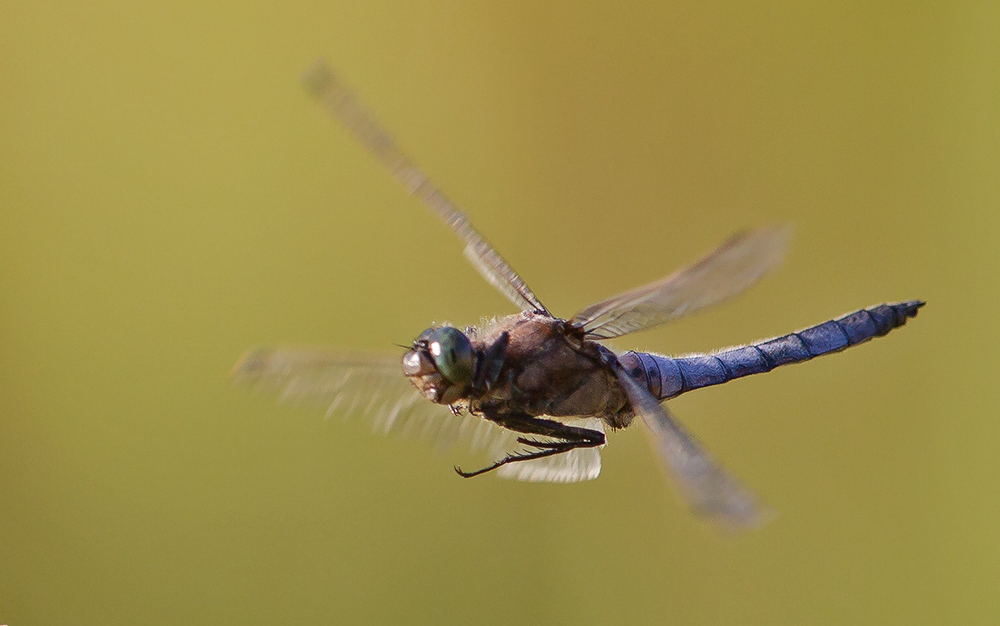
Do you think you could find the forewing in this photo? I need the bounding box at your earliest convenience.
[614,365,773,530]
[301,61,550,316]
[495,418,605,483]
[571,225,791,340]
[232,348,516,456]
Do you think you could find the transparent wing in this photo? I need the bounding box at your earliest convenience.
[614,364,773,530]
[495,418,605,483]
[232,347,517,456]
[571,225,791,340]
[301,60,550,316]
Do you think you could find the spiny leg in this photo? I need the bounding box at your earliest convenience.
[514,437,571,449]
[454,411,605,478]
[455,444,578,478]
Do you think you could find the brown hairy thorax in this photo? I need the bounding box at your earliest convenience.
[468,312,631,427]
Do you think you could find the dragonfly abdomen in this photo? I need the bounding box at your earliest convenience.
[620,300,924,400]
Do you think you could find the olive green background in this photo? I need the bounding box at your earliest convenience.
[2,1,997,624]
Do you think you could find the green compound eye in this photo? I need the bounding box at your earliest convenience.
[425,326,474,386]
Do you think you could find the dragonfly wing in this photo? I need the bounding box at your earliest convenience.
[570,225,791,340]
[301,61,550,316]
[614,364,773,530]
[495,418,605,483]
[233,347,517,457]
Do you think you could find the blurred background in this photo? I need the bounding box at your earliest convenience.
[2,1,997,624]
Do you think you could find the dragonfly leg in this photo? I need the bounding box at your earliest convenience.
[454,411,605,478]
[455,444,578,478]
[514,437,568,449]
[472,332,509,393]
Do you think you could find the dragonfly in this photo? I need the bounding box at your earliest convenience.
[234,60,924,530]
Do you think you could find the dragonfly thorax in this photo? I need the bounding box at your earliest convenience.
[402,326,475,404]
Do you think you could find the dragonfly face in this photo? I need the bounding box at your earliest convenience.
[234,61,925,531]
[402,326,475,405]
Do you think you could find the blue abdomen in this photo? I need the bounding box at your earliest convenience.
[619,300,924,400]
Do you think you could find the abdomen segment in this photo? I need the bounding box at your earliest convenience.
[618,300,924,400]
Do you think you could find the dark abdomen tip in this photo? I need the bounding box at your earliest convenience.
[870,300,925,336]
[896,300,926,320]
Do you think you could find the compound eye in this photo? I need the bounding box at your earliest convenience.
[426,326,474,385]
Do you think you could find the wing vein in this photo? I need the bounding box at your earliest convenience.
[301,60,550,316]
[571,226,791,340]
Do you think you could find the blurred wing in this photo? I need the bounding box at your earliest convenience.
[614,364,773,530]
[301,60,550,316]
[232,348,516,456]
[495,418,605,483]
[571,225,791,340]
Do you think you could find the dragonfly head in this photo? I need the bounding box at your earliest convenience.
[402,326,475,404]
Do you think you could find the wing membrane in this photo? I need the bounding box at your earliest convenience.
[301,61,549,316]
[232,348,517,456]
[571,225,791,339]
[614,364,773,530]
